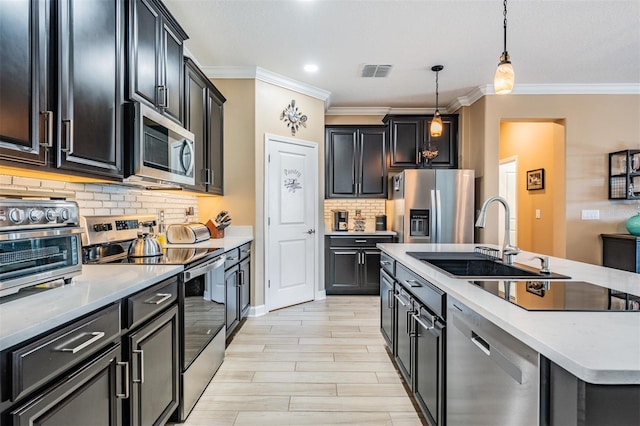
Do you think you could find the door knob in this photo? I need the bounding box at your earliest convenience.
[305,229,316,234]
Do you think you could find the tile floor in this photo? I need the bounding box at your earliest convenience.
[176,296,426,425]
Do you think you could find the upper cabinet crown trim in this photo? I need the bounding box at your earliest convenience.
[147,0,189,40]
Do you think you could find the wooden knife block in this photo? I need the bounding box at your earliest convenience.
[206,219,225,239]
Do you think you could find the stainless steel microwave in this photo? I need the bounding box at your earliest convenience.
[125,103,196,186]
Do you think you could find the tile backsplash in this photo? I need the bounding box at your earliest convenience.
[1,174,198,224]
[323,199,386,231]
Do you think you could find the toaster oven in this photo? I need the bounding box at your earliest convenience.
[0,199,82,297]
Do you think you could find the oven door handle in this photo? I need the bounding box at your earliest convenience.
[183,255,226,281]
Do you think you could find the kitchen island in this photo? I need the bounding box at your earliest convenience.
[379,243,640,425]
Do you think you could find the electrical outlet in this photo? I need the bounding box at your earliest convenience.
[581,209,600,220]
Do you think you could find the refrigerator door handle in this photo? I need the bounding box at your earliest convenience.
[435,189,442,243]
[430,189,438,243]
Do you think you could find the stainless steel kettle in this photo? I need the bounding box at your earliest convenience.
[128,221,162,257]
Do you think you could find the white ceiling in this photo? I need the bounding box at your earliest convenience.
[164,0,640,112]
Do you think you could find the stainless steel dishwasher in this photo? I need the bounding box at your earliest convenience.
[446,297,539,425]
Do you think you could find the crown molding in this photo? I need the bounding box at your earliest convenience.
[201,65,332,103]
[482,83,640,95]
[325,107,441,116]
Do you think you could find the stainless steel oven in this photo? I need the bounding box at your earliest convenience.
[124,102,195,186]
[179,253,226,420]
[0,199,82,297]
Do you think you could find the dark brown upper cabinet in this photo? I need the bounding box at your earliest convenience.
[384,114,458,169]
[184,58,226,194]
[128,0,187,125]
[325,126,387,199]
[0,0,124,179]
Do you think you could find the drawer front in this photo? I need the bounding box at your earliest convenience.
[396,263,445,318]
[10,303,121,402]
[380,252,395,276]
[127,277,178,329]
[225,248,241,269]
[328,236,393,247]
[239,242,251,261]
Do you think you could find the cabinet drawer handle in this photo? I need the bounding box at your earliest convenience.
[380,261,392,266]
[133,349,144,384]
[412,313,436,332]
[388,289,393,309]
[144,293,172,305]
[355,239,367,243]
[227,256,239,261]
[116,361,129,399]
[404,279,422,288]
[239,270,245,286]
[393,293,407,307]
[56,331,105,354]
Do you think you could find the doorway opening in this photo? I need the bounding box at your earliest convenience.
[499,157,518,247]
[499,120,566,257]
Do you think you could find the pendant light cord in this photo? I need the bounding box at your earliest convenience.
[435,70,440,112]
[502,0,508,55]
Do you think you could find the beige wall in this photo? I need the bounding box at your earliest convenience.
[499,121,566,257]
[466,94,640,264]
[197,79,255,226]
[254,81,327,305]
[200,78,326,310]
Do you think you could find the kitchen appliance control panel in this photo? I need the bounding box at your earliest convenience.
[0,199,79,230]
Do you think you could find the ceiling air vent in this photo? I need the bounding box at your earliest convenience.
[360,64,393,78]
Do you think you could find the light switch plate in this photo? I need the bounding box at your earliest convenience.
[535,209,541,219]
[581,209,600,220]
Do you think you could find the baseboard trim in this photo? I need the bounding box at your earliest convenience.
[248,304,267,317]
[315,290,327,300]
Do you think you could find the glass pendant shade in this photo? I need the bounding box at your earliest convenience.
[430,113,443,138]
[494,59,514,94]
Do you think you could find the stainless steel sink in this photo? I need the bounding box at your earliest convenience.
[407,252,570,279]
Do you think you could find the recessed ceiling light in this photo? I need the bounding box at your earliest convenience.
[304,64,318,73]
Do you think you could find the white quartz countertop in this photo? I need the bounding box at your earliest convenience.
[0,264,183,350]
[325,230,397,236]
[378,243,640,385]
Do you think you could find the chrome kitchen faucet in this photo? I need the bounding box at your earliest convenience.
[475,196,520,265]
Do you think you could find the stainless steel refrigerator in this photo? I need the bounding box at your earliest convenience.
[387,169,475,243]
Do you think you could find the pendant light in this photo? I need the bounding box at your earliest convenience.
[430,65,444,138]
[494,0,514,94]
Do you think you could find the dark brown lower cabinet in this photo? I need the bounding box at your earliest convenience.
[325,235,393,295]
[225,243,252,337]
[6,344,123,426]
[239,256,251,317]
[124,306,179,426]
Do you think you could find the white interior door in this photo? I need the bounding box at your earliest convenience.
[499,159,518,246]
[266,135,317,311]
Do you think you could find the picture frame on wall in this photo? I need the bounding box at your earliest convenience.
[527,168,544,191]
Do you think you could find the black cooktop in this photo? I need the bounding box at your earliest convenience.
[87,247,223,266]
[470,280,640,311]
